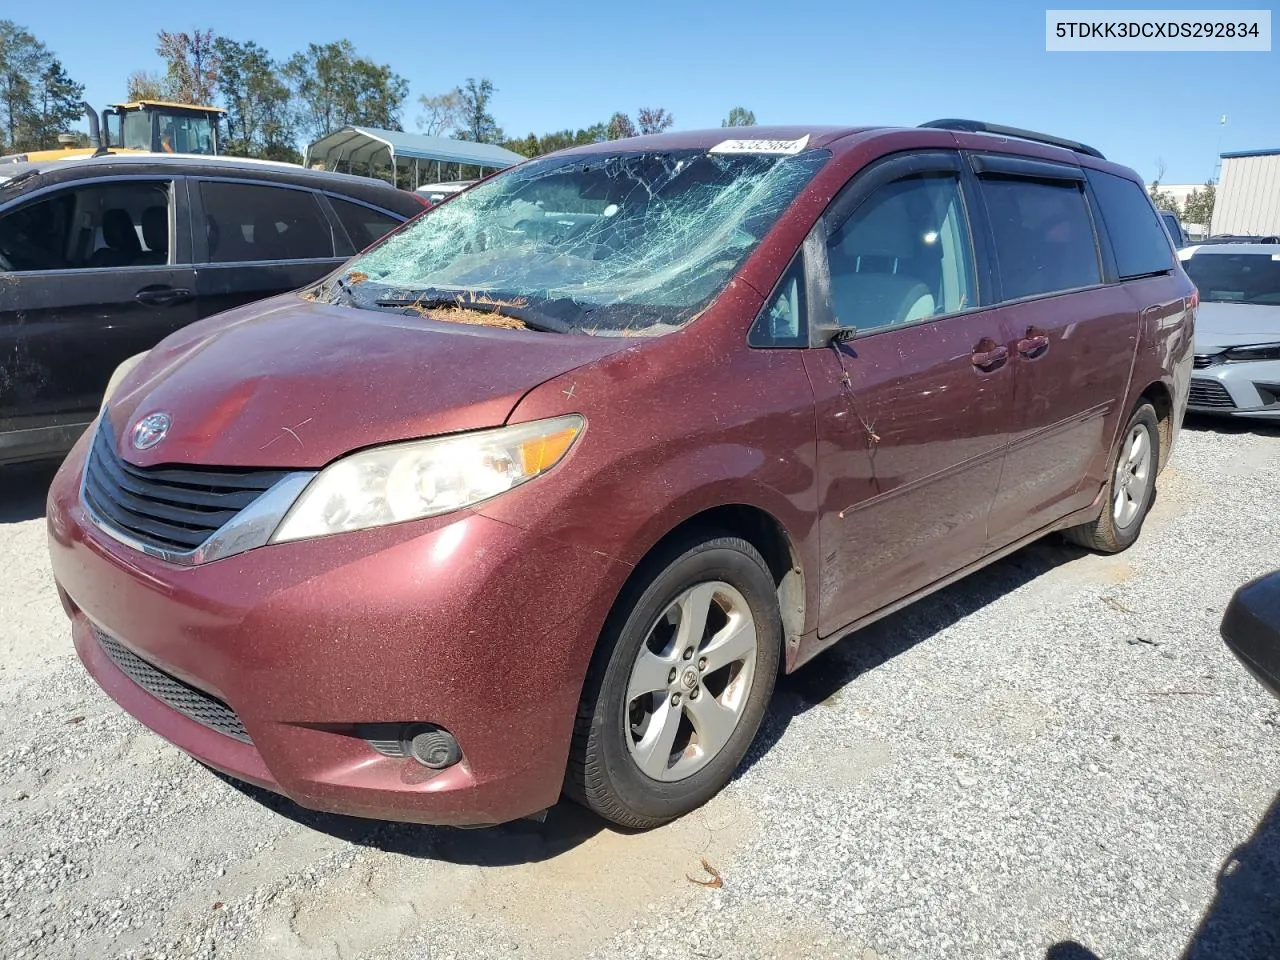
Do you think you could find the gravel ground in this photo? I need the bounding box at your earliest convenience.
[1,417,1277,960]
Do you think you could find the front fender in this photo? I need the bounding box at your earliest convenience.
[477,334,820,635]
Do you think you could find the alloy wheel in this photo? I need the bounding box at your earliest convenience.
[1113,422,1153,529]
[623,581,758,781]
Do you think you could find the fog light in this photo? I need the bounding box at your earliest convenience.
[407,726,461,769]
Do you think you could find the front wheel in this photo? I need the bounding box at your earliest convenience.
[1066,402,1160,553]
[567,535,781,828]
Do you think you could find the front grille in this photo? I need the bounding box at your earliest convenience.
[1188,378,1236,408]
[1193,354,1222,370]
[84,418,291,554]
[95,627,251,744]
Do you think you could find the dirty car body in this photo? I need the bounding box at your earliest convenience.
[47,124,1195,827]
[0,154,426,467]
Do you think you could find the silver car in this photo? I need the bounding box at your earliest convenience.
[1179,243,1280,420]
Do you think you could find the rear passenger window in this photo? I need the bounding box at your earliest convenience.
[980,177,1101,300]
[199,181,335,263]
[825,174,975,334]
[1087,169,1175,279]
[328,197,403,251]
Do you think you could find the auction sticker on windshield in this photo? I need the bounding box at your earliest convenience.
[709,135,810,155]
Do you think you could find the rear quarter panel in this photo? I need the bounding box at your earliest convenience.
[1127,273,1195,469]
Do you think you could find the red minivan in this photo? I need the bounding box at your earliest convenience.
[47,121,1194,828]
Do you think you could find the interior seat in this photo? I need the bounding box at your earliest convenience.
[828,191,936,330]
[88,209,142,268]
[137,206,169,265]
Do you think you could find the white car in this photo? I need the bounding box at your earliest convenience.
[1180,243,1280,420]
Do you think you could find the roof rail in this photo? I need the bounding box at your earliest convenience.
[920,119,1105,160]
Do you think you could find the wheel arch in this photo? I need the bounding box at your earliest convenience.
[1137,379,1175,472]
[608,501,808,670]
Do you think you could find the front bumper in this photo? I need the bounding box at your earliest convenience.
[1187,359,1280,419]
[47,435,630,826]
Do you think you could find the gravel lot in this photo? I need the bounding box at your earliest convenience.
[2,418,1278,960]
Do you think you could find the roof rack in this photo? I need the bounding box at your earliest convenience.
[920,119,1105,160]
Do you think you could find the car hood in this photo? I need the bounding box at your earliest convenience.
[1195,301,1280,353]
[107,295,633,469]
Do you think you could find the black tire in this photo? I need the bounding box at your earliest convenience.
[566,533,782,829]
[1066,402,1160,553]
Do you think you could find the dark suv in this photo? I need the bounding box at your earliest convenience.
[0,155,425,465]
[49,120,1194,828]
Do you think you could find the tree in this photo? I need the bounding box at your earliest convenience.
[454,77,501,144]
[213,37,296,160]
[126,71,166,102]
[1182,181,1216,227]
[416,90,463,137]
[606,111,637,140]
[637,107,673,135]
[505,123,607,158]
[1148,180,1180,215]
[285,41,407,141]
[0,20,85,153]
[155,29,220,105]
[722,106,756,127]
[24,58,84,150]
[0,21,38,151]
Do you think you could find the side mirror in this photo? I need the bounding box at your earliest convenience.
[1221,570,1280,699]
[808,319,856,348]
[798,227,856,347]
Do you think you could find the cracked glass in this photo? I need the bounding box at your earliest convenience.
[322,147,829,336]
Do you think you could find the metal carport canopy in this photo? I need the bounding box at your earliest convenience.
[304,126,525,170]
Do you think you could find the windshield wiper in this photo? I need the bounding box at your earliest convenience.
[373,291,577,334]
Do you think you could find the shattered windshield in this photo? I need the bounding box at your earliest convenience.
[327,147,829,335]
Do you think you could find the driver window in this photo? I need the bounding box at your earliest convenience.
[826,173,975,334]
[0,180,173,272]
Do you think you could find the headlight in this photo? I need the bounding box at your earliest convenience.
[1224,343,1280,363]
[271,415,584,543]
[99,351,149,413]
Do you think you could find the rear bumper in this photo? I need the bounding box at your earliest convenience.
[1221,571,1280,700]
[48,435,631,826]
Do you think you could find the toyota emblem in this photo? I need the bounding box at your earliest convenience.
[131,412,172,451]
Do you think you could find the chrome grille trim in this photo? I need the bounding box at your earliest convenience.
[80,414,315,566]
[1192,353,1222,370]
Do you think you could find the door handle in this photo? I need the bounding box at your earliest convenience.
[135,286,191,305]
[971,343,1009,370]
[1017,334,1050,358]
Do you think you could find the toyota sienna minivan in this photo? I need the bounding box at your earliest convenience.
[46,121,1195,828]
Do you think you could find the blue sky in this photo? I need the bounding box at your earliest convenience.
[16,0,1278,184]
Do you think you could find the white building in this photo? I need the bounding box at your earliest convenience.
[1155,183,1206,210]
[1211,148,1280,236]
